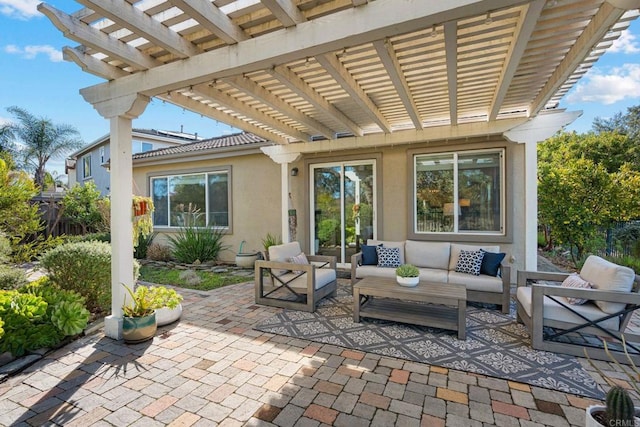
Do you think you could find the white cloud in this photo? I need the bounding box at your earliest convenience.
[566,63,640,105]
[4,44,63,62]
[0,117,12,127]
[609,29,640,54]
[0,0,40,19]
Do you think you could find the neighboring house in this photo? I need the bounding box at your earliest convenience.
[66,129,204,195]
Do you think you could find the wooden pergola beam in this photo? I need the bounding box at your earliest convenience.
[38,3,159,70]
[168,0,248,44]
[76,0,201,58]
[260,0,306,27]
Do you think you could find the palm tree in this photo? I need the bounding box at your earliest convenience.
[6,106,83,189]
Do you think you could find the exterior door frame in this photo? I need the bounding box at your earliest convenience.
[308,158,378,264]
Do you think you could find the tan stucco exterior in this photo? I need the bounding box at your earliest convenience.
[133,151,282,263]
[133,136,528,276]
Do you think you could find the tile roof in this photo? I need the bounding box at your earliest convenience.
[132,132,270,160]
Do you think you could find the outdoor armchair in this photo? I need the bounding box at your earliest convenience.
[516,255,640,364]
[254,241,337,312]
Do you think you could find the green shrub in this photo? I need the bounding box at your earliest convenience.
[39,241,139,313]
[64,232,111,244]
[0,232,11,263]
[146,243,172,261]
[0,265,27,290]
[613,222,640,257]
[317,219,340,246]
[167,225,229,264]
[134,232,155,260]
[0,277,90,356]
[11,235,66,264]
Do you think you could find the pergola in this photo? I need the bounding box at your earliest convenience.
[41,0,640,339]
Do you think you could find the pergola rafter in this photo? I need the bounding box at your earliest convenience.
[40,0,639,144]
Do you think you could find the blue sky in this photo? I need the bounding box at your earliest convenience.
[1,0,640,178]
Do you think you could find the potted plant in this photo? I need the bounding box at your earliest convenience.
[396,264,420,287]
[585,338,640,426]
[132,196,154,248]
[122,284,183,343]
[261,232,282,261]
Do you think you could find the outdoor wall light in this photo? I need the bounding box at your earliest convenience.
[291,167,299,176]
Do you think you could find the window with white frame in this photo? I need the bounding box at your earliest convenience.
[132,141,154,154]
[150,169,230,228]
[414,149,504,235]
[82,155,92,179]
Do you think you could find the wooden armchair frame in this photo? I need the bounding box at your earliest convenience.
[254,254,337,312]
[516,270,640,364]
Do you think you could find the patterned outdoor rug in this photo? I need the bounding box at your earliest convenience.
[254,283,604,399]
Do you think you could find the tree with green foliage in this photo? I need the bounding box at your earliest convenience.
[593,104,640,144]
[62,181,104,233]
[0,158,41,244]
[538,131,640,264]
[5,106,82,189]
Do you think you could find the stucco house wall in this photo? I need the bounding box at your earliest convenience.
[134,134,527,276]
[289,136,526,275]
[133,151,282,263]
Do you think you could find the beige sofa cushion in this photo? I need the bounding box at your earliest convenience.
[355,265,448,283]
[448,243,500,271]
[448,272,503,293]
[355,265,397,280]
[580,255,635,314]
[405,240,451,270]
[269,241,303,275]
[279,268,337,291]
[516,286,620,330]
[367,240,406,265]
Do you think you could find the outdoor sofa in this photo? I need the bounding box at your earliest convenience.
[350,239,511,313]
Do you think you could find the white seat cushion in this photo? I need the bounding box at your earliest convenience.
[417,268,448,283]
[279,268,336,291]
[516,286,620,331]
[579,255,635,314]
[355,265,397,280]
[448,271,503,293]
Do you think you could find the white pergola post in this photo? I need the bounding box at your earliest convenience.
[504,110,582,271]
[524,139,538,271]
[262,150,301,243]
[92,94,149,340]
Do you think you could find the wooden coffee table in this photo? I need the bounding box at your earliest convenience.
[353,276,467,339]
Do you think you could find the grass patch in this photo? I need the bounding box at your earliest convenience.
[139,265,251,291]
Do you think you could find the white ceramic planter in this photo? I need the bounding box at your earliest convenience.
[586,405,640,427]
[235,252,259,268]
[156,303,183,326]
[396,275,419,287]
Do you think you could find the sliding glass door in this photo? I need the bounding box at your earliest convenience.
[311,161,376,264]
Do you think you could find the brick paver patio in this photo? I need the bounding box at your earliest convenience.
[0,279,628,426]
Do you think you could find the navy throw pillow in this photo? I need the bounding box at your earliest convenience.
[480,250,506,276]
[361,244,381,265]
